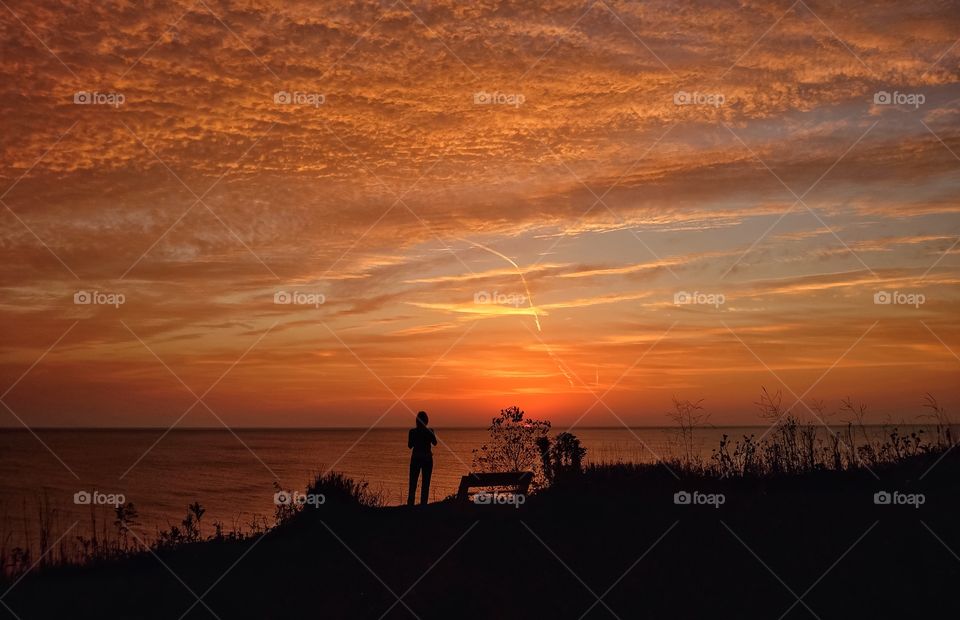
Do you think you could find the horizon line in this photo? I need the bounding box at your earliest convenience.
[0,423,950,431]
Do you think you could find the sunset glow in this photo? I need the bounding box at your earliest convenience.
[1,0,958,427]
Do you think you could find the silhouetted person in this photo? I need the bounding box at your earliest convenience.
[407,411,437,506]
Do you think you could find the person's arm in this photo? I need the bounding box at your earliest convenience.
[429,428,437,445]
[408,429,414,449]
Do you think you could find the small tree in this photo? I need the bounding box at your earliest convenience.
[473,406,551,482]
[536,436,553,482]
[538,432,587,485]
[551,432,586,474]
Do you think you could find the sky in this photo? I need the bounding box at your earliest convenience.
[0,0,958,428]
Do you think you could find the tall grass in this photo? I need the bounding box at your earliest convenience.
[665,397,709,470]
[667,390,956,478]
[0,471,381,581]
[0,499,267,581]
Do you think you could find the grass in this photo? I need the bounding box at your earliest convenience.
[662,390,954,478]
[0,472,381,580]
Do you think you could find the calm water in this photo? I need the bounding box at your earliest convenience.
[0,425,939,549]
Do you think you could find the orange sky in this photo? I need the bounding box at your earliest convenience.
[1,0,958,427]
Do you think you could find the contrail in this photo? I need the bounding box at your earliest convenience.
[456,238,574,386]
[455,237,541,332]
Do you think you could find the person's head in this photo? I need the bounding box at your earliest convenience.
[416,411,429,428]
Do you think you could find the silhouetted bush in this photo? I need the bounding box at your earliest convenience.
[306,471,384,509]
[473,406,551,484]
[538,432,587,485]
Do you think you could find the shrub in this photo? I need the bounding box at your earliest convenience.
[472,406,551,483]
[306,472,384,509]
[538,432,587,484]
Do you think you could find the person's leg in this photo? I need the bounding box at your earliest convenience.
[407,458,420,506]
[420,458,433,505]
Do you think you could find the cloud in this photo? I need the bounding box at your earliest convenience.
[1,0,958,424]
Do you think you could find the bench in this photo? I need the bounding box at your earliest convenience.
[457,471,534,501]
